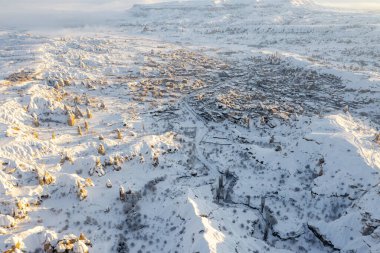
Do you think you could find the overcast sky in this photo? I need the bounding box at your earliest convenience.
[1,0,379,12]
[0,0,188,28]
[0,0,182,12]
[0,0,378,29]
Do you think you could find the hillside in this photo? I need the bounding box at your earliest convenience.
[0,1,379,252]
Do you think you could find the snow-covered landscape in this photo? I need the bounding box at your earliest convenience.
[0,0,379,252]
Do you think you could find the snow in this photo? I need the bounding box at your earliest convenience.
[0,215,15,228]
[0,0,379,252]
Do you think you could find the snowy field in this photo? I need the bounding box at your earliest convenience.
[0,0,379,252]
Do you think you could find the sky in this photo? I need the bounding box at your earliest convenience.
[0,0,184,28]
[1,0,380,12]
[0,0,186,12]
[0,0,379,29]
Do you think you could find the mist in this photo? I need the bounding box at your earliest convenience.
[1,0,379,30]
[314,0,380,10]
[0,0,191,29]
